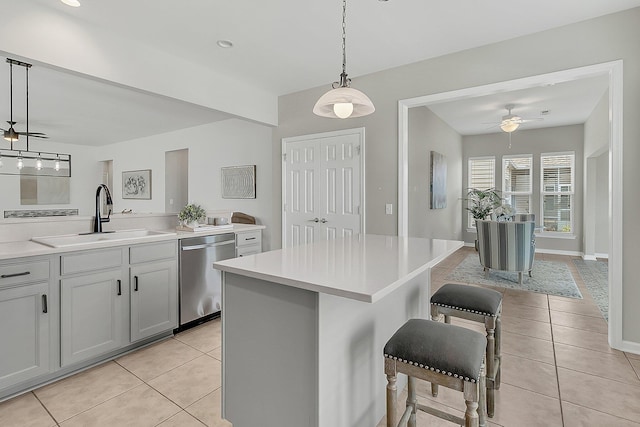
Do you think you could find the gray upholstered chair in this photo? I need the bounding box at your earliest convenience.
[475,219,536,284]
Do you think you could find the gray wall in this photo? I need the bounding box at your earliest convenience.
[595,151,609,256]
[462,125,584,253]
[408,107,462,239]
[273,8,640,344]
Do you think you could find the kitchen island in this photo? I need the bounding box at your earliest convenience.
[214,234,463,427]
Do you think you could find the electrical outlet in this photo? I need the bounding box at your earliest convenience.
[385,203,393,215]
[169,198,174,205]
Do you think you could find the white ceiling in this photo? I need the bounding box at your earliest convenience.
[2,0,639,146]
[427,75,610,135]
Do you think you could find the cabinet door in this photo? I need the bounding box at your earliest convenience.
[130,259,177,342]
[0,282,50,389]
[61,270,126,366]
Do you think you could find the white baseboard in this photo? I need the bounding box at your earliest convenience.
[595,253,609,259]
[582,254,597,261]
[619,339,640,357]
[463,242,475,248]
[534,248,583,257]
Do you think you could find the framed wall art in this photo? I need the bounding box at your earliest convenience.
[430,151,447,209]
[221,165,256,199]
[122,169,152,200]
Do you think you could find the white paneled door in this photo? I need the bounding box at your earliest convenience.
[282,128,365,248]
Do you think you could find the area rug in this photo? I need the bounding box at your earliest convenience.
[573,259,609,321]
[446,254,583,299]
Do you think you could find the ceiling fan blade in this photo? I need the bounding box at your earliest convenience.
[518,118,544,123]
[26,134,49,139]
[17,131,47,136]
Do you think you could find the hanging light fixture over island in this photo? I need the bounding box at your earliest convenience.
[313,0,375,119]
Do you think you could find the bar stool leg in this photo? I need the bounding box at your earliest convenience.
[479,360,487,427]
[407,376,417,427]
[430,304,441,398]
[386,372,397,427]
[463,380,480,427]
[495,314,502,390]
[484,317,496,418]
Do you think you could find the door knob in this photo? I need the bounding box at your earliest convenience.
[320,218,327,223]
[309,218,320,223]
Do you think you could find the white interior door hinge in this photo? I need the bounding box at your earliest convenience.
[282,153,287,161]
[356,145,361,155]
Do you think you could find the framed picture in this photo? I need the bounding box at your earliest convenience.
[221,165,256,199]
[430,151,447,209]
[122,169,152,199]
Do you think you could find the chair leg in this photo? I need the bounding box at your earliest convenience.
[529,269,533,277]
[495,314,502,390]
[407,376,417,427]
[463,380,480,427]
[484,317,496,418]
[430,305,441,397]
[444,315,451,324]
[386,373,397,427]
[479,360,487,427]
[518,271,523,284]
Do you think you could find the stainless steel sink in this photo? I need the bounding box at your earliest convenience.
[32,229,175,248]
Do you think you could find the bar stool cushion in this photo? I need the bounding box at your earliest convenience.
[384,319,487,383]
[431,283,502,317]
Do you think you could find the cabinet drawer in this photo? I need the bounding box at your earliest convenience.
[130,241,177,264]
[0,259,50,288]
[62,249,123,276]
[236,244,261,257]
[236,230,262,247]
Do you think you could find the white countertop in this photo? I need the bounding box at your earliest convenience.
[214,234,463,303]
[0,224,265,260]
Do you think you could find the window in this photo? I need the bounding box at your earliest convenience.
[468,156,495,228]
[502,155,532,213]
[540,152,575,233]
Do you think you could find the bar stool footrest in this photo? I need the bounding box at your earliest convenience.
[417,403,464,425]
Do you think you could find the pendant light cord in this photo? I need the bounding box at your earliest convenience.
[333,0,351,89]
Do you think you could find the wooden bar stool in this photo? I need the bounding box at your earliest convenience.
[430,283,503,417]
[384,319,487,427]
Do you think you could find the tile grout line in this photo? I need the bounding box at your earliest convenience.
[548,293,566,427]
[31,391,61,427]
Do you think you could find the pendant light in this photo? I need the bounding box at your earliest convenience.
[0,58,72,177]
[313,0,374,119]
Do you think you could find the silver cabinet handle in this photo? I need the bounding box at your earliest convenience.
[320,218,327,223]
[308,218,319,223]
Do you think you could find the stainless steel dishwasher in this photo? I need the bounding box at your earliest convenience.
[178,233,236,329]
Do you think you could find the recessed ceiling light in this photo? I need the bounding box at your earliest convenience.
[217,40,234,49]
[61,0,81,7]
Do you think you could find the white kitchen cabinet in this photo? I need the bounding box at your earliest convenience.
[60,268,127,366]
[130,259,177,342]
[235,230,262,257]
[0,281,50,390]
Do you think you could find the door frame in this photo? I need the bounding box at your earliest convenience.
[397,61,624,351]
[281,127,366,248]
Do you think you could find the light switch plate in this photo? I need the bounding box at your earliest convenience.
[385,203,393,215]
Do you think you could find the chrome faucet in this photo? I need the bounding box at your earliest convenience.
[94,184,113,233]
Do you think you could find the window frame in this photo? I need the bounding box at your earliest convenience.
[539,151,575,235]
[467,156,496,229]
[502,154,533,214]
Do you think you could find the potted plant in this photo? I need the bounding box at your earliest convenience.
[465,188,502,221]
[465,188,501,250]
[178,203,207,227]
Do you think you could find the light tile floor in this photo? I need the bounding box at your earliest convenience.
[1,247,638,426]
[377,247,640,427]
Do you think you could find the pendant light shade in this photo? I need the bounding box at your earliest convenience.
[313,86,375,119]
[313,0,374,119]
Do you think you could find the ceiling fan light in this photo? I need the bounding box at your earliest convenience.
[313,87,375,119]
[3,128,19,142]
[61,0,81,7]
[500,121,520,133]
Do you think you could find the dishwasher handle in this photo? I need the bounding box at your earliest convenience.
[181,240,235,251]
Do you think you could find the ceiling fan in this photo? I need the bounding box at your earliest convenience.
[489,104,543,134]
[1,59,48,143]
